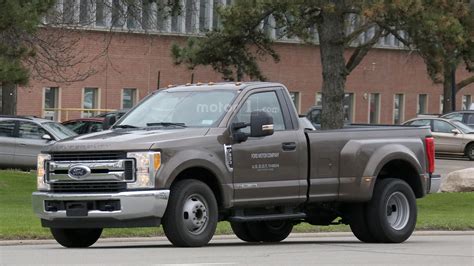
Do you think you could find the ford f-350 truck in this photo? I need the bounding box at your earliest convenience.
[32,82,440,247]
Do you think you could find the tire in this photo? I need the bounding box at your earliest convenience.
[50,228,102,248]
[348,204,378,243]
[466,143,474,161]
[230,222,259,242]
[162,179,218,247]
[366,178,417,243]
[232,221,293,243]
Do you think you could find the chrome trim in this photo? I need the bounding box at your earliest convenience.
[32,190,170,220]
[224,144,233,172]
[47,159,135,183]
[429,174,441,194]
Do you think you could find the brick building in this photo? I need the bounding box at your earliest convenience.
[2,0,474,124]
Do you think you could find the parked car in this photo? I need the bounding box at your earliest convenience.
[441,110,474,128]
[403,117,474,160]
[0,116,77,169]
[62,118,104,135]
[304,106,322,129]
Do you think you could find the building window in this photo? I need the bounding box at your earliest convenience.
[289,92,300,113]
[122,88,138,109]
[393,94,404,124]
[315,92,322,106]
[462,95,472,110]
[440,95,444,114]
[79,0,91,25]
[369,93,380,124]
[418,94,428,114]
[96,0,106,26]
[83,88,100,117]
[44,87,60,121]
[112,0,125,28]
[63,0,76,24]
[343,93,354,123]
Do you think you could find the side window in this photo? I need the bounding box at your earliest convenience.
[467,114,474,124]
[233,91,286,134]
[444,113,463,122]
[19,122,47,140]
[308,109,321,124]
[0,120,16,137]
[409,119,431,126]
[433,120,455,133]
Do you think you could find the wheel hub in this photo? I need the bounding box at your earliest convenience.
[385,192,410,230]
[183,195,208,235]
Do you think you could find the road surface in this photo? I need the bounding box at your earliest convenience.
[1,232,473,265]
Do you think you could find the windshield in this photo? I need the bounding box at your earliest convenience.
[451,120,474,133]
[117,90,237,128]
[42,122,77,139]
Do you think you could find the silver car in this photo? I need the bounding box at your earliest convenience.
[403,117,474,160]
[0,116,77,169]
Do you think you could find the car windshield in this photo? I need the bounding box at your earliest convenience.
[117,90,237,128]
[451,120,474,133]
[42,122,78,139]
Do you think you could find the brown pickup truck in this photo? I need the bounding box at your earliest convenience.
[32,82,440,248]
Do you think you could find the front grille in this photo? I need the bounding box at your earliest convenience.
[50,182,127,192]
[50,152,126,161]
[124,161,134,181]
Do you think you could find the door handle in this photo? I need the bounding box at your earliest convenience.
[19,143,27,146]
[282,142,297,151]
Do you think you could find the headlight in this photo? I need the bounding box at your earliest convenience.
[127,152,161,189]
[37,153,51,191]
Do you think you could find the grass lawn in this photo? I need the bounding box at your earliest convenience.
[0,170,472,240]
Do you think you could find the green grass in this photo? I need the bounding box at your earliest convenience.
[0,170,472,240]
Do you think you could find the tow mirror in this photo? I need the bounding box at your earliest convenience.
[451,129,461,135]
[41,134,52,141]
[230,111,274,143]
[103,114,117,130]
[250,111,274,137]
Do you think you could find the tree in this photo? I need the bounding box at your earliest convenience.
[375,0,474,113]
[171,0,394,129]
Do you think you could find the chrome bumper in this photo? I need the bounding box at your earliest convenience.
[32,190,169,221]
[429,174,441,194]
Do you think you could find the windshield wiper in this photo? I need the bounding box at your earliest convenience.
[114,124,138,129]
[146,122,187,127]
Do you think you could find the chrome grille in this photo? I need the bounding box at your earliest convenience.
[50,152,126,161]
[50,182,127,192]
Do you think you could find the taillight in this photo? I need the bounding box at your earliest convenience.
[425,137,435,174]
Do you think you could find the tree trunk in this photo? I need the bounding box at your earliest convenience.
[1,83,17,115]
[442,65,454,114]
[317,3,347,129]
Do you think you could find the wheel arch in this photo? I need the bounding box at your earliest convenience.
[375,159,424,198]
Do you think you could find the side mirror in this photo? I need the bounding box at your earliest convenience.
[41,134,52,141]
[451,129,461,135]
[250,111,274,137]
[103,114,117,130]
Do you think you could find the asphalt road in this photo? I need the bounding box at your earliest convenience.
[435,157,473,178]
[1,232,473,265]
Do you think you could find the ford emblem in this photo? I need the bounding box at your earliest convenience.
[68,165,91,179]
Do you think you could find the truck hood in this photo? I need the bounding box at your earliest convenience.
[47,128,209,152]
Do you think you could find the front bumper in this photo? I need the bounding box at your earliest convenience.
[32,190,170,222]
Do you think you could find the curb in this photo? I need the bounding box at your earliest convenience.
[1,230,473,246]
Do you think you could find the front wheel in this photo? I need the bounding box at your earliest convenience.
[50,228,102,248]
[466,143,474,161]
[366,178,417,243]
[162,179,218,247]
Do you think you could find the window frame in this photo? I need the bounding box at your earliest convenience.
[393,93,405,124]
[81,87,101,118]
[228,88,294,131]
[368,93,381,124]
[121,88,139,109]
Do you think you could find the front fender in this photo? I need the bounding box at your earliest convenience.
[155,148,232,207]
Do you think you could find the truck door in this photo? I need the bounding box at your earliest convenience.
[230,89,302,206]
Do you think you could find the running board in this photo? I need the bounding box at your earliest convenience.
[228,213,306,222]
